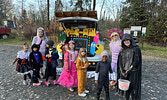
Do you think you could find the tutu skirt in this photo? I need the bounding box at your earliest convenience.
[17,63,32,75]
[57,70,73,87]
[57,61,78,87]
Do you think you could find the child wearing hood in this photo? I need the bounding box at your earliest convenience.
[29,44,43,86]
[117,34,142,100]
[95,50,112,100]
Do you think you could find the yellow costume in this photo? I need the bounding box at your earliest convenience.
[76,57,88,94]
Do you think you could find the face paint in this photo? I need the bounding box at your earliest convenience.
[95,44,104,55]
[90,42,96,55]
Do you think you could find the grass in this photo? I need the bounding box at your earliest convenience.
[0,39,32,45]
[139,43,167,58]
[0,39,167,58]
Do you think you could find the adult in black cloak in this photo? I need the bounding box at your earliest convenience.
[117,34,142,100]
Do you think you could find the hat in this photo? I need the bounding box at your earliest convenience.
[46,40,54,46]
[23,42,28,46]
[100,50,109,58]
[31,44,40,51]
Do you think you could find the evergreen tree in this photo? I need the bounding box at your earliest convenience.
[119,0,149,29]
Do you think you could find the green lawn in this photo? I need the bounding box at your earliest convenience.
[0,39,32,45]
[139,43,167,58]
[0,39,167,58]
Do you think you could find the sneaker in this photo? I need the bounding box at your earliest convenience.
[33,83,41,86]
[39,80,43,83]
[23,80,27,85]
[84,90,89,93]
[45,81,50,86]
[78,92,87,97]
[53,80,57,85]
[27,79,31,85]
[110,81,116,86]
[68,88,74,92]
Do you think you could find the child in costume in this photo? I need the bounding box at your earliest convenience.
[76,48,89,97]
[32,27,48,77]
[11,42,32,85]
[45,40,59,86]
[95,50,112,100]
[67,40,78,91]
[29,44,43,86]
[57,44,74,91]
[109,32,122,86]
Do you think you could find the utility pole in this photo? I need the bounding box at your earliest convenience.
[47,0,50,28]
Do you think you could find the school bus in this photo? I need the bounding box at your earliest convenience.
[55,11,104,70]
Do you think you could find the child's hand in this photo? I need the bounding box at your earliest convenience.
[46,54,51,58]
[10,62,14,66]
[84,63,88,68]
[95,80,98,84]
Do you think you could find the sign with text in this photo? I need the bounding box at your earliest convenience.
[124,29,131,34]
[131,26,142,31]
[133,31,138,36]
[56,68,112,79]
[142,27,146,36]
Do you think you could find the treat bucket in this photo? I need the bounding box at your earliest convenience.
[118,79,130,91]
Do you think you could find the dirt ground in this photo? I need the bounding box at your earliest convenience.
[0,44,167,100]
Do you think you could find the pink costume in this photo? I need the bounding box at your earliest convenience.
[57,50,78,87]
[36,37,46,55]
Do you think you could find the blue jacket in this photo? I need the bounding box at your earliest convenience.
[45,48,59,68]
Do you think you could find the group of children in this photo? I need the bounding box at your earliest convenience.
[11,27,141,100]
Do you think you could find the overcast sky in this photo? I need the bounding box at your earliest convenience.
[13,0,125,20]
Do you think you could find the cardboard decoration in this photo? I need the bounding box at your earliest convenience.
[57,42,62,53]
[95,44,104,55]
[59,31,66,42]
[107,28,124,40]
[90,42,96,55]
[93,32,99,44]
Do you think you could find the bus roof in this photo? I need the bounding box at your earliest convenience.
[57,17,98,23]
[55,11,97,19]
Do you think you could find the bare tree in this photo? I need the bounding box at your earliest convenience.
[99,0,105,19]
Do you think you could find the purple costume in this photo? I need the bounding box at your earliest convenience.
[109,40,122,81]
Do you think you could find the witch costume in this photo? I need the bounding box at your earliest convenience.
[29,44,43,83]
[117,34,142,100]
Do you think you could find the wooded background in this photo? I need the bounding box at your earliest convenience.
[0,0,167,46]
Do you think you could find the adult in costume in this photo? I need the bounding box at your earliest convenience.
[117,34,142,100]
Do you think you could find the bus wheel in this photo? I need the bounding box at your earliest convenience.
[1,35,8,39]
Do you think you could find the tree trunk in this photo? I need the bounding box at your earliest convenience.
[100,0,105,19]
[93,0,96,11]
[47,0,50,28]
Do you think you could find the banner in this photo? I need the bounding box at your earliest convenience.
[56,68,113,80]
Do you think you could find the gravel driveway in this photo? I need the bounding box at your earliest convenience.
[0,44,167,100]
